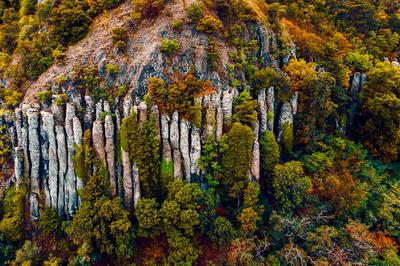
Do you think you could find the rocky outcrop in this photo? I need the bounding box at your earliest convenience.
[9,83,301,218]
[41,111,58,209]
[277,92,298,144]
[180,120,191,181]
[3,0,304,219]
[56,125,67,215]
[170,111,183,179]
[105,114,116,196]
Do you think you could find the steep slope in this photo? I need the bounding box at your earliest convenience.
[6,0,295,219]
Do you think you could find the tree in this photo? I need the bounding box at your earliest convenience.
[146,74,209,125]
[209,216,235,247]
[66,168,133,261]
[0,186,26,242]
[198,136,221,187]
[260,131,280,193]
[232,89,258,126]
[220,122,254,199]
[19,0,36,16]
[121,112,161,199]
[359,62,400,162]
[366,29,400,59]
[135,198,161,238]
[252,67,280,93]
[73,130,94,184]
[239,183,264,237]
[259,131,279,174]
[160,180,203,264]
[0,233,17,265]
[38,207,62,237]
[10,240,41,266]
[285,59,316,91]
[344,51,373,72]
[295,71,336,148]
[50,0,91,46]
[313,164,368,217]
[272,161,311,211]
[377,183,400,240]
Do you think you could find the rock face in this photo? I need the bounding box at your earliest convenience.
[277,92,298,144]
[4,0,302,218]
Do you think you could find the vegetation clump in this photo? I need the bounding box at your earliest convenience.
[147,74,213,124]
[160,38,180,55]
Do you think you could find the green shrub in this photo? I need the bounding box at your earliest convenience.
[0,186,26,242]
[74,130,94,184]
[187,3,203,22]
[131,0,164,22]
[196,15,223,34]
[112,27,127,50]
[19,0,36,17]
[121,113,161,199]
[38,207,62,236]
[146,74,208,124]
[172,19,183,31]
[117,85,127,96]
[53,93,68,106]
[232,89,258,126]
[52,45,66,63]
[105,63,119,76]
[1,88,22,107]
[253,67,280,93]
[344,51,373,72]
[273,161,311,211]
[135,198,161,238]
[160,38,180,55]
[0,124,11,167]
[50,3,91,46]
[36,90,52,104]
[206,41,219,71]
[11,240,41,265]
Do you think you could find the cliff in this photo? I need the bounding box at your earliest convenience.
[4,0,300,219]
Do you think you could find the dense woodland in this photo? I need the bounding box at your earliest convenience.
[0,0,400,265]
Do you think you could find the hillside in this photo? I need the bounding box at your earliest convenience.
[0,0,399,265]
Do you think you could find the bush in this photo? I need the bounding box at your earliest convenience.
[172,19,183,31]
[131,0,164,22]
[105,63,119,76]
[52,45,66,63]
[1,88,22,107]
[36,90,52,104]
[112,27,127,49]
[53,93,68,106]
[146,74,210,124]
[253,67,280,93]
[187,3,203,22]
[232,89,258,126]
[196,15,223,34]
[344,52,373,72]
[273,161,311,211]
[11,240,41,265]
[0,186,26,242]
[160,38,180,55]
[50,2,91,46]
